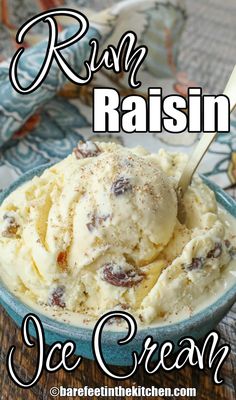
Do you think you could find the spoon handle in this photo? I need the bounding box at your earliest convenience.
[178,65,236,195]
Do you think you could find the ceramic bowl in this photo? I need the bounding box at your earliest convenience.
[0,164,236,366]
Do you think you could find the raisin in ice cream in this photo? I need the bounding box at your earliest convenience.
[0,141,235,326]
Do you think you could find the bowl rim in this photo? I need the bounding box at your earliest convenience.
[0,163,236,342]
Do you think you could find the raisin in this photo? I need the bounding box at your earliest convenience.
[2,225,18,237]
[101,263,143,287]
[139,314,144,323]
[223,240,236,259]
[86,213,110,232]
[3,214,15,223]
[2,213,20,238]
[86,222,94,233]
[187,257,204,271]
[57,251,68,271]
[74,140,101,159]
[49,286,66,308]
[207,243,222,258]
[111,177,132,196]
[229,246,236,259]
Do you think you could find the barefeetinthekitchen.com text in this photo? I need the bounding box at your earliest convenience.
[6,312,230,388]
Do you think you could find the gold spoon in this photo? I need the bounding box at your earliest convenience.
[177,65,236,223]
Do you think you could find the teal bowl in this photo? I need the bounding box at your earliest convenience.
[0,164,236,366]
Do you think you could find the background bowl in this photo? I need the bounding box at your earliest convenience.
[0,164,236,366]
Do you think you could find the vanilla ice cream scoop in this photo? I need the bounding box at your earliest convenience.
[68,149,177,269]
[0,141,235,326]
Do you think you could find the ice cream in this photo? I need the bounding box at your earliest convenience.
[0,141,235,326]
